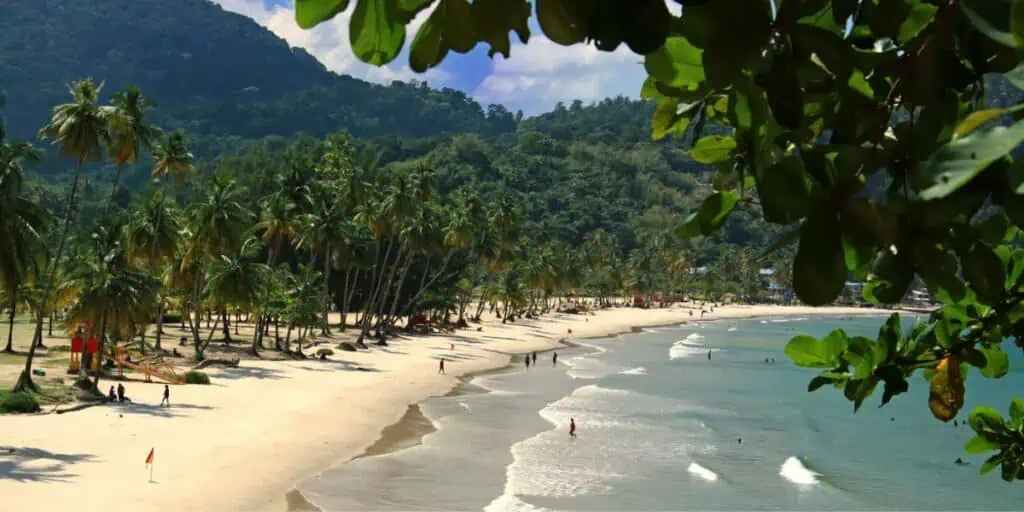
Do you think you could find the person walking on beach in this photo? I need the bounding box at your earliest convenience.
[160,385,170,407]
[439,358,446,375]
[117,383,125,402]
[553,352,558,366]
[569,418,577,438]
[531,352,537,365]
[525,357,531,370]
[707,350,711,361]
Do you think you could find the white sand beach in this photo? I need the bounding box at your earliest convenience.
[0,303,895,511]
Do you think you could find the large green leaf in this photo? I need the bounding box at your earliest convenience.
[536,0,588,45]
[644,36,706,89]
[1006,63,1024,90]
[296,0,352,29]
[969,405,1006,434]
[1010,398,1024,429]
[691,135,737,164]
[918,118,1024,200]
[965,435,1000,454]
[676,191,740,238]
[651,99,701,140]
[963,243,1006,305]
[794,213,846,306]
[758,155,814,224]
[979,344,1010,379]
[409,10,447,72]
[962,0,1022,48]
[784,335,842,368]
[472,0,531,58]
[864,250,913,304]
[440,0,477,53]
[350,0,406,65]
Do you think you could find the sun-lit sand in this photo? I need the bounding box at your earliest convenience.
[0,302,895,511]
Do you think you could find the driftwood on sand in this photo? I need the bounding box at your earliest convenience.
[192,358,240,370]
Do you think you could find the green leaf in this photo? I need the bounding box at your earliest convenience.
[396,0,435,22]
[691,135,737,164]
[676,191,740,238]
[1006,63,1024,90]
[296,0,351,29]
[956,108,1008,137]
[898,2,938,43]
[864,250,913,305]
[844,335,875,379]
[1002,459,1020,481]
[471,0,531,58]
[965,435,1000,454]
[979,344,1009,379]
[918,118,1024,200]
[350,0,406,65]
[1009,398,1024,429]
[915,242,965,302]
[822,329,849,362]
[981,454,1003,475]
[439,0,478,53]
[975,212,1012,244]
[844,376,879,411]
[786,335,831,367]
[652,99,701,141]
[963,243,1006,305]
[969,405,1006,434]
[1013,0,1024,46]
[794,213,846,306]
[758,155,814,224]
[409,11,447,72]
[961,0,1022,48]
[644,36,706,90]
[536,0,588,45]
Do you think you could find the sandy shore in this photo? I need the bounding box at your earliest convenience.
[0,303,895,511]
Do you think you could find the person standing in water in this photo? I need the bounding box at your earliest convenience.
[569,418,577,437]
[531,352,537,364]
[707,350,711,361]
[553,352,558,365]
[439,358,446,375]
[525,357,530,370]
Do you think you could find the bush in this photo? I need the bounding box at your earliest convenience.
[183,370,210,385]
[316,348,334,356]
[162,311,182,324]
[0,391,41,413]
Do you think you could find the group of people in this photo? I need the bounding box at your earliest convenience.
[106,383,171,407]
[524,351,558,370]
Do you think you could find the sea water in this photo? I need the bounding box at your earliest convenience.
[298,316,1024,510]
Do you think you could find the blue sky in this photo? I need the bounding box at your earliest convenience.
[214,0,647,115]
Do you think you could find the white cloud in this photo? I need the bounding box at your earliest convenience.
[212,0,449,85]
[473,36,645,115]
[213,0,648,114]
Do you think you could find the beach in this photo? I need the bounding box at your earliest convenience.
[0,303,895,511]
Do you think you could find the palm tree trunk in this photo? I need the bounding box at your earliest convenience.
[5,289,17,353]
[321,246,332,335]
[385,260,413,328]
[284,321,294,352]
[92,309,109,388]
[106,163,124,216]
[340,268,352,330]
[221,307,232,344]
[189,267,206,361]
[360,238,393,339]
[16,160,85,392]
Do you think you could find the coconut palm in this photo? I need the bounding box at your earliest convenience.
[126,193,181,350]
[251,194,297,349]
[106,86,160,214]
[206,237,270,354]
[64,217,160,386]
[18,79,112,392]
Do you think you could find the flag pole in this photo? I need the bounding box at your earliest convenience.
[149,459,153,482]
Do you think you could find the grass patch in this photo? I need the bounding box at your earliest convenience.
[184,370,211,385]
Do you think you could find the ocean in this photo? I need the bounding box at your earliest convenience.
[297,316,1024,511]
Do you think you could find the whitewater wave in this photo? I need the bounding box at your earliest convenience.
[687,462,719,482]
[727,327,738,332]
[669,334,721,360]
[458,401,471,412]
[619,366,647,376]
[780,456,820,485]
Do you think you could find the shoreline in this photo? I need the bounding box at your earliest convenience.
[284,306,900,512]
[0,304,897,511]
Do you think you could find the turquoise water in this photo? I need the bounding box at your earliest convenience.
[299,316,1024,510]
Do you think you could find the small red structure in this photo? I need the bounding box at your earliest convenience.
[71,334,84,353]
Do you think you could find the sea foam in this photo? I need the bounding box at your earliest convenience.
[779,456,820,485]
[687,462,719,481]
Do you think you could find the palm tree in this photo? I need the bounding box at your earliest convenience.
[146,132,194,349]
[126,193,181,350]
[184,174,252,360]
[106,86,159,214]
[252,194,297,349]
[64,217,160,386]
[0,128,49,353]
[206,237,270,354]
[18,79,112,392]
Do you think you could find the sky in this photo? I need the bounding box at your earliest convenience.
[211,0,649,115]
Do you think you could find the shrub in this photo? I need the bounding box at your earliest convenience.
[316,348,334,356]
[162,311,183,324]
[0,391,41,413]
[183,370,210,385]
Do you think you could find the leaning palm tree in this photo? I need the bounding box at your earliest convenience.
[106,86,160,214]
[126,194,181,350]
[18,79,112,392]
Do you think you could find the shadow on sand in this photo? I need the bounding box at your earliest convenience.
[0,446,96,483]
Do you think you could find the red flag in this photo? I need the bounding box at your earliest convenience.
[145,448,154,467]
